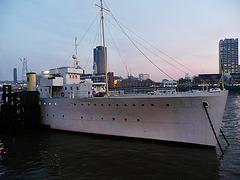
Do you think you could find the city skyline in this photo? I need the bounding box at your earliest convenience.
[0,0,239,81]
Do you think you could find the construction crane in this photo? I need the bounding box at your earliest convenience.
[19,58,28,82]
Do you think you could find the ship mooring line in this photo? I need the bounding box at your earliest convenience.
[220,128,230,146]
[202,101,224,155]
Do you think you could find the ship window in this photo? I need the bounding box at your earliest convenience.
[137,119,140,121]
[44,102,46,105]
[55,103,57,105]
[166,104,169,106]
[142,104,144,106]
[70,87,72,90]
[108,104,111,106]
[101,104,103,106]
[81,117,83,119]
[41,89,42,91]
[62,115,64,118]
[88,104,90,106]
[101,118,103,120]
[49,103,51,105]
[124,104,127,106]
[47,114,48,116]
[65,87,67,90]
[151,104,154,106]
[53,115,54,117]
[81,103,83,106]
[116,104,119,106]
[133,104,136,106]
[112,118,115,120]
[76,86,79,90]
[94,104,96,106]
[74,103,76,106]
[125,118,127,121]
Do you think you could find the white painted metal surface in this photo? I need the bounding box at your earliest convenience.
[40,90,228,146]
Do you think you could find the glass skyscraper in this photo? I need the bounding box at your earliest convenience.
[219,38,238,74]
[93,46,107,74]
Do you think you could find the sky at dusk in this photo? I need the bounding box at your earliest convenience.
[0,0,239,82]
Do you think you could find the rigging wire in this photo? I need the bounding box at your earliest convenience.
[85,27,99,72]
[103,1,173,80]
[62,10,101,66]
[103,0,197,77]
[105,18,186,75]
[112,18,197,76]
[105,23,129,76]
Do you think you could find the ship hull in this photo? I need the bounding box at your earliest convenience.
[40,91,228,146]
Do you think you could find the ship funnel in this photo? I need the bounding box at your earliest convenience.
[27,72,36,91]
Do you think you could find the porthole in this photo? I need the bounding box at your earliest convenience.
[101,104,103,106]
[53,115,54,117]
[125,118,127,121]
[62,115,64,118]
[81,104,83,106]
[133,104,136,106]
[65,87,67,90]
[94,104,97,106]
[116,104,119,106]
[76,86,79,90]
[151,104,154,106]
[108,104,111,106]
[112,118,115,120]
[74,103,76,106]
[166,104,169,106]
[124,104,127,106]
[101,118,103,120]
[142,104,144,106]
[81,117,83,119]
[137,119,140,121]
[47,114,48,116]
[88,104,90,106]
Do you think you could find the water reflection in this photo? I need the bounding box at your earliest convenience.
[0,132,219,179]
[2,91,240,179]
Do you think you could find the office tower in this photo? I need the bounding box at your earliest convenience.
[219,38,238,74]
[108,72,114,88]
[13,68,17,83]
[93,46,107,74]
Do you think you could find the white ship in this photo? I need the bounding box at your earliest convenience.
[37,1,228,147]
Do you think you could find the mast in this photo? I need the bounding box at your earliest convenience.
[72,37,79,67]
[97,0,109,96]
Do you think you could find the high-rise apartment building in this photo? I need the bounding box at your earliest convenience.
[13,68,17,83]
[93,46,107,74]
[219,38,238,74]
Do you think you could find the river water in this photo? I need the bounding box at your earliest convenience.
[0,91,240,179]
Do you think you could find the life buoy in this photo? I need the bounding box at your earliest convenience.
[61,92,65,97]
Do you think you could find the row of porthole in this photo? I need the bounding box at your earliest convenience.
[42,102,170,107]
[46,114,140,121]
[75,103,170,107]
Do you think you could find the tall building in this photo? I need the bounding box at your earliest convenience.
[139,73,150,81]
[13,68,17,83]
[93,46,107,74]
[219,38,238,74]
